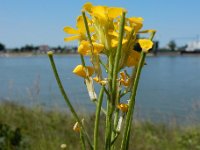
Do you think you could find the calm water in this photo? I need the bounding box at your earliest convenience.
[1,55,200,123]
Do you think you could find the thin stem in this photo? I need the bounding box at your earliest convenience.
[82,11,102,79]
[120,32,156,150]
[80,54,86,67]
[120,52,146,150]
[80,130,86,150]
[124,115,132,150]
[111,90,121,146]
[111,133,120,145]
[112,11,126,102]
[105,55,113,150]
[94,101,107,115]
[82,11,93,46]
[104,87,110,100]
[48,52,93,150]
[94,86,105,150]
[109,12,126,150]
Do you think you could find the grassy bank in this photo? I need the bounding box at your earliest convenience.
[0,102,200,150]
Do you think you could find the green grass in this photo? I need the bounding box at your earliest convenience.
[0,102,200,150]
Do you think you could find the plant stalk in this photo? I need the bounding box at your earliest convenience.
[48,52,93,150]
[94,86,104,150]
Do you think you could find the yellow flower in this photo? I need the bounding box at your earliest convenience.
[120,72,130,86]
[63,16,92,42]
[126,50,141,67]
[83,2,125,23]
[127,17,143,32]
[83,2,125,50]
[138,39,153,53]
[117,103,129,113]
[73,65,94,78]
[93,76,107,85]
[111,38,128,48]
[73,122,80,132]
[78,40,104,55]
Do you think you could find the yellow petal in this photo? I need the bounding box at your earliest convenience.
[124,26,132,32]
[83,2,93,13]
[63,26,79,34]
[120,72,126,80]
[93,42,104,54]
[93,76,100,83]
[117,103,129,112]
[138,39,153,53]
[64,35,80,42]
[126,50,140,67]
[108,30,118,37]
[76,16,86,33]
[108,7,125,19]
[111,39,128,48]
[129,17,143,24]
[91,34,97,41]
[120,72,130,86]
[91,6,107,22]
[78,40,90,55]
[128,17,144,31]
[73,65,94,78]
[93,77,107,85]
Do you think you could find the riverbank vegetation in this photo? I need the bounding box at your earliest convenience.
[0,102,200,150]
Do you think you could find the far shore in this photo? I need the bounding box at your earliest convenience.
[1,51,200,57]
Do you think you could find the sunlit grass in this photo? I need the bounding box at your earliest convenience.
[0,102,200,150]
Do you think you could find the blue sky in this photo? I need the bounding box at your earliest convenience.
[0,0,199,48]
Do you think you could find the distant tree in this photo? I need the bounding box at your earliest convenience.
[0,42,5,51]
[168,40,176,51]
[20,45,36,52]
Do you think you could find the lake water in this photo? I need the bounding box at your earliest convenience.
[1,55,200,124]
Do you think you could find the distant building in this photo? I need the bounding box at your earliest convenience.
[38,45,49,53]
[186,41,200,51]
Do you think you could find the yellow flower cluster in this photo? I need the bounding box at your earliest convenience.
[64,2,154,80]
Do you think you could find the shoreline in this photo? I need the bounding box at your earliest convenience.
[1,51,200,57]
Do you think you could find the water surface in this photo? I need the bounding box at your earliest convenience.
[1,55,200,124]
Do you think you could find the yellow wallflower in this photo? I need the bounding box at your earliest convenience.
[129,17,143,31]
[83,2,125,23]
[120,72,130,86]
[93,76,107,85]
[83,2,125,50]
[126,50,140,67]
[78,40,104,55]
[138,39,153,53]
[63,16,93,42]
[73,65,94,78]
[117,103,129,113]
[111,38,128,48]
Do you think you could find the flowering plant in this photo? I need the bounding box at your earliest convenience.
[48,2,156,150]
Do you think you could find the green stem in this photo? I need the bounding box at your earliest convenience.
[120,52,146,150]
[48,52,93,150]
[111,90,121,147]
[82,11,93,45]
[112,11,126,102]
[105,55,113,150]
[110,11,126,150]
[80,54,86,67]
[82,11,102,79]
[94,86,105,150]
[120,32,156,150]
[80,130,86,150]
[124,115,132,150]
